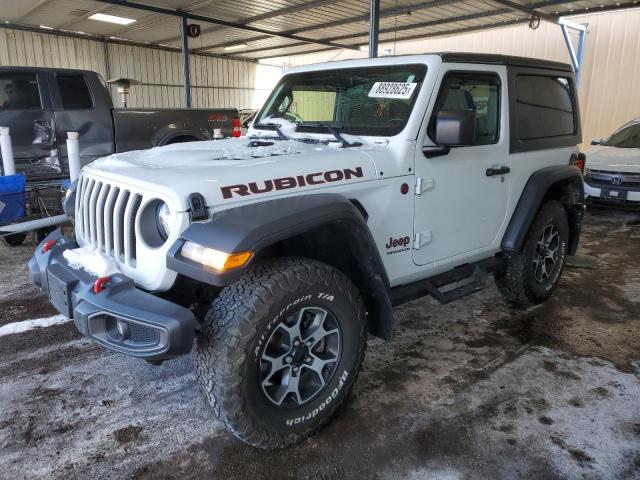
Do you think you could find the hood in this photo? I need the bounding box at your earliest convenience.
[82,137,380,211]
[586,145,640,173]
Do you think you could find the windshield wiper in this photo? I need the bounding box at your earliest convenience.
[253,122,288,140]
[298,122,362,148]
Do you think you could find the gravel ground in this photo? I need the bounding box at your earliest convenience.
[0,207,638,479]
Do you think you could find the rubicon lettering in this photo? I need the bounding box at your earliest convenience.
[220,167,364,199]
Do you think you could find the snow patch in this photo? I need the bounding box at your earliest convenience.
[89,120,386,171]
[63,247,121,277]
[0,315,71,337]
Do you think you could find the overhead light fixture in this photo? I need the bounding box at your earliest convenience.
[224,42,248,51]
[88,13,136,25]
[40,25,54,30]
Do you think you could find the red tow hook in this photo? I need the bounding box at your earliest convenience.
[93,276,111,294]
[42,239,57,253]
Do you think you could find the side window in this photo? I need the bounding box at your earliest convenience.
[429,72,500,146]
[0,73,41,110]
[515,75,575,140]
[55,74,93,110]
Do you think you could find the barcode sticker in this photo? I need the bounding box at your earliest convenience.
[368,82,417,99]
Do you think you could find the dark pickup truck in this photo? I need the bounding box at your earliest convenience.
[0,67,238,180]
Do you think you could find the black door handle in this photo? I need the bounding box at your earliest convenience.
[486,166,510,176]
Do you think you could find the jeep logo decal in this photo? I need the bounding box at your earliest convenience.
[220,167,364,199]
[385,235,411,255]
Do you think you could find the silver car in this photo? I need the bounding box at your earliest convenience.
[585,119,640,205]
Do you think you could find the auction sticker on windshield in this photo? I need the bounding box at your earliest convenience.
[368,82,417,99]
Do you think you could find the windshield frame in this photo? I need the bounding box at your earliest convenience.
[253,64,428,138]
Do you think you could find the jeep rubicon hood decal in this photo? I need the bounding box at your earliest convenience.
[83,137,378,210]
[221,167,364,199]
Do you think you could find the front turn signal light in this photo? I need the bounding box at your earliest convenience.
[181,241,252,272]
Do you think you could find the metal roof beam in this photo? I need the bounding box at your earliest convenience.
[222,0,575,57]
[249,17,532,59]
[15,0,49,22]
[92,0,360,51]
[108,0,217,36]
[155,0,344,44]
[194,0,461,52]
[225,8,519,55]
[487,0,555,22]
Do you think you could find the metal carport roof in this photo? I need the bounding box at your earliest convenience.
[2,0,639,60]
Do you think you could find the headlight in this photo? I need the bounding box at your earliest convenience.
[181,241,252,272]
[156,202,173,240]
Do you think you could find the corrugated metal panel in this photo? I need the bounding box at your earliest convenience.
[269,9,640,146]
[0,27,280,110]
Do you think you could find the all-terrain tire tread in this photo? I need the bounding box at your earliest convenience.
[495,200,568,306]
[195,256,366,449]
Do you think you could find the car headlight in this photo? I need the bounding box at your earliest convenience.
[156,202,173,240]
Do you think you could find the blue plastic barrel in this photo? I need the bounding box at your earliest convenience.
[0,173,26,223]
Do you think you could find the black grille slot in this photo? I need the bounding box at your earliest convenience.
[116,191,130,260]
[129,194,143,261]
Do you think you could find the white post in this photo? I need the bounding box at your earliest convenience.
[66,131,81,181]
[0,127,16,176]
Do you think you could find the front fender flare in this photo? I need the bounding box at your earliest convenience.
[167,193,395,339]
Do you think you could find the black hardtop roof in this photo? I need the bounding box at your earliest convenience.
[438,52,573,72]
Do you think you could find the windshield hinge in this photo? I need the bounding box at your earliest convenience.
[414,230,433,249]
[415,177,434,195]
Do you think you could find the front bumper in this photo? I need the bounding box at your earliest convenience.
[29,229,197,361]
[584,181,640,205]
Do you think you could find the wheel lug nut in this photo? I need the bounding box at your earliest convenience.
[293,340,300,347]
[285,356,292,364]
[304,356,311,363]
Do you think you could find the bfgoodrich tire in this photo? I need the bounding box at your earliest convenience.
[495,200,569,306]
[195,257,367,449]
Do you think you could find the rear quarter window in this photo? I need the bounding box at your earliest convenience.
[55,74,94,110]
[515,75,576,140]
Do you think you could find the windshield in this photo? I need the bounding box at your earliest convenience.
[254,64,427,137]
[603,124,640,148]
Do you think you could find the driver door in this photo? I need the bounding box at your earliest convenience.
[413,66,510,266]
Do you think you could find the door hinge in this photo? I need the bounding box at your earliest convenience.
[414,230,433,249]
[415,177,434,195]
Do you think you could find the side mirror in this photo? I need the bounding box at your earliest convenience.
[590,138,602,145]
[435,109,476,146]
[423,109,476,158]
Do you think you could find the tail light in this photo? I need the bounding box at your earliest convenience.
[232,117,241,138]
[570,152,586,174]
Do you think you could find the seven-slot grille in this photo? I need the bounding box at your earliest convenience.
[75,175,143,266]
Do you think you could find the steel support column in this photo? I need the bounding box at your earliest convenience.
[180,15,192,108]
[559,19,588,85]
[369,0,380,58]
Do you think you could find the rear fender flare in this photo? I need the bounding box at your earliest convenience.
[502,165,585,254]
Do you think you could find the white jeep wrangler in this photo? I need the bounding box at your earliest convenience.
[30,53,586,448]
